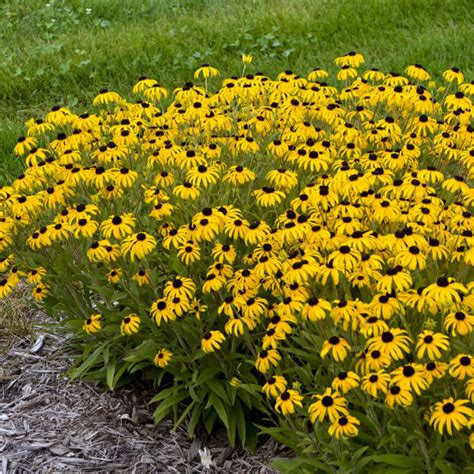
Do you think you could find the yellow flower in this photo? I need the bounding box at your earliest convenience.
[328,415,360,439]
[320,336,351,362]
[262,375,287,398]
[120,232,157,261]
[83,314,102,334]
[201,330,225,353]
[385,385,414,408]
[255,349,281,373]
[429,398,473,435]
[194,64,219,79]
[154,349,172,368]
[100,214,136,239]
[241,54,253,65]
[309,388,349,423]
[443,67,464,84]
[92,89,122,106]
[120,313,141,336]
[32,283,49,301]
[275,389,303,415]
[415,330,450,359]
[0,276,16,299]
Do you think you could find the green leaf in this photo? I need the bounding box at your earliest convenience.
[434,458,456,474]
[206,393,229,429]
[152,391,188,425]
[113,363,129,386]
[235,401,246,447]
[106,358,116,390]
[68,342,108,380]
[206,379,229,403]
[367,454,421,469]
[150,386,181,403]
[174,400,196,429]
[187,404,203,437]
[272,457,333,474]
[204,409,217,434]
[227,408,237,447]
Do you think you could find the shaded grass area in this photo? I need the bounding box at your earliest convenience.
[1,0,473,182]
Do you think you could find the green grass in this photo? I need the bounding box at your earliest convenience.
[1,0,472,183]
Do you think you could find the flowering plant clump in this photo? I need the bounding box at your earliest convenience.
[1,53,474,470]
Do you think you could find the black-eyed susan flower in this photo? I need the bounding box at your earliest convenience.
[261,326,286,349]
[429,398,473,435]
[87,240,111,262]
[275,389,303,415]
[360,316,389,337]
[133,269,150,286]
[223,165,256,186]
[253,187,286,207]
[263,375,287,398]
[187,164,219,188]
[415,330,450,359]
[150,298,175,326]
[331,371,360,394]
[83,314,102,334]
[92,89,122,106]
[177,240,201,265]
[424,361,448,381]
[100,214,136,239]
[309,388,349,423]
[405,64,431,82]
[443,67,464,84]
[194,64,219,79]
[0,276,16,299]
[368,328,412,361]
[390,363,429,395]
[361,371,391,397]
[335,51,365,68]
[154,349,172,368]
[444,310,474,336]
[120,232,156,261]
[301,297,331,322]
[120,313,141,336]
[164,276,195,301]
[0,254,14,273]
[27,267,47,284]
[14,135,38,156]
[422,277,466,306]
[72,217,99,239]
[320,335,351,362]
[256,349,281,374]
[107,268,122,284]
[32,283,49,301]
[328,415,360,439]
[385,384,414,408]
[201,330,225,353]
[448,354,474,380]
[337,66,358,81]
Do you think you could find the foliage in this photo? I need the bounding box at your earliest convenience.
[1,54,474,471]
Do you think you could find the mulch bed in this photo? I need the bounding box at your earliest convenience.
[0,314,287,473]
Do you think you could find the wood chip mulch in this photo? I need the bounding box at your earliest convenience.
[0,315,287,473]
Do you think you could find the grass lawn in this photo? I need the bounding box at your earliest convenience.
[1,0,472,183]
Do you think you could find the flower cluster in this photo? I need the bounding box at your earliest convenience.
[1,54,473,460]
